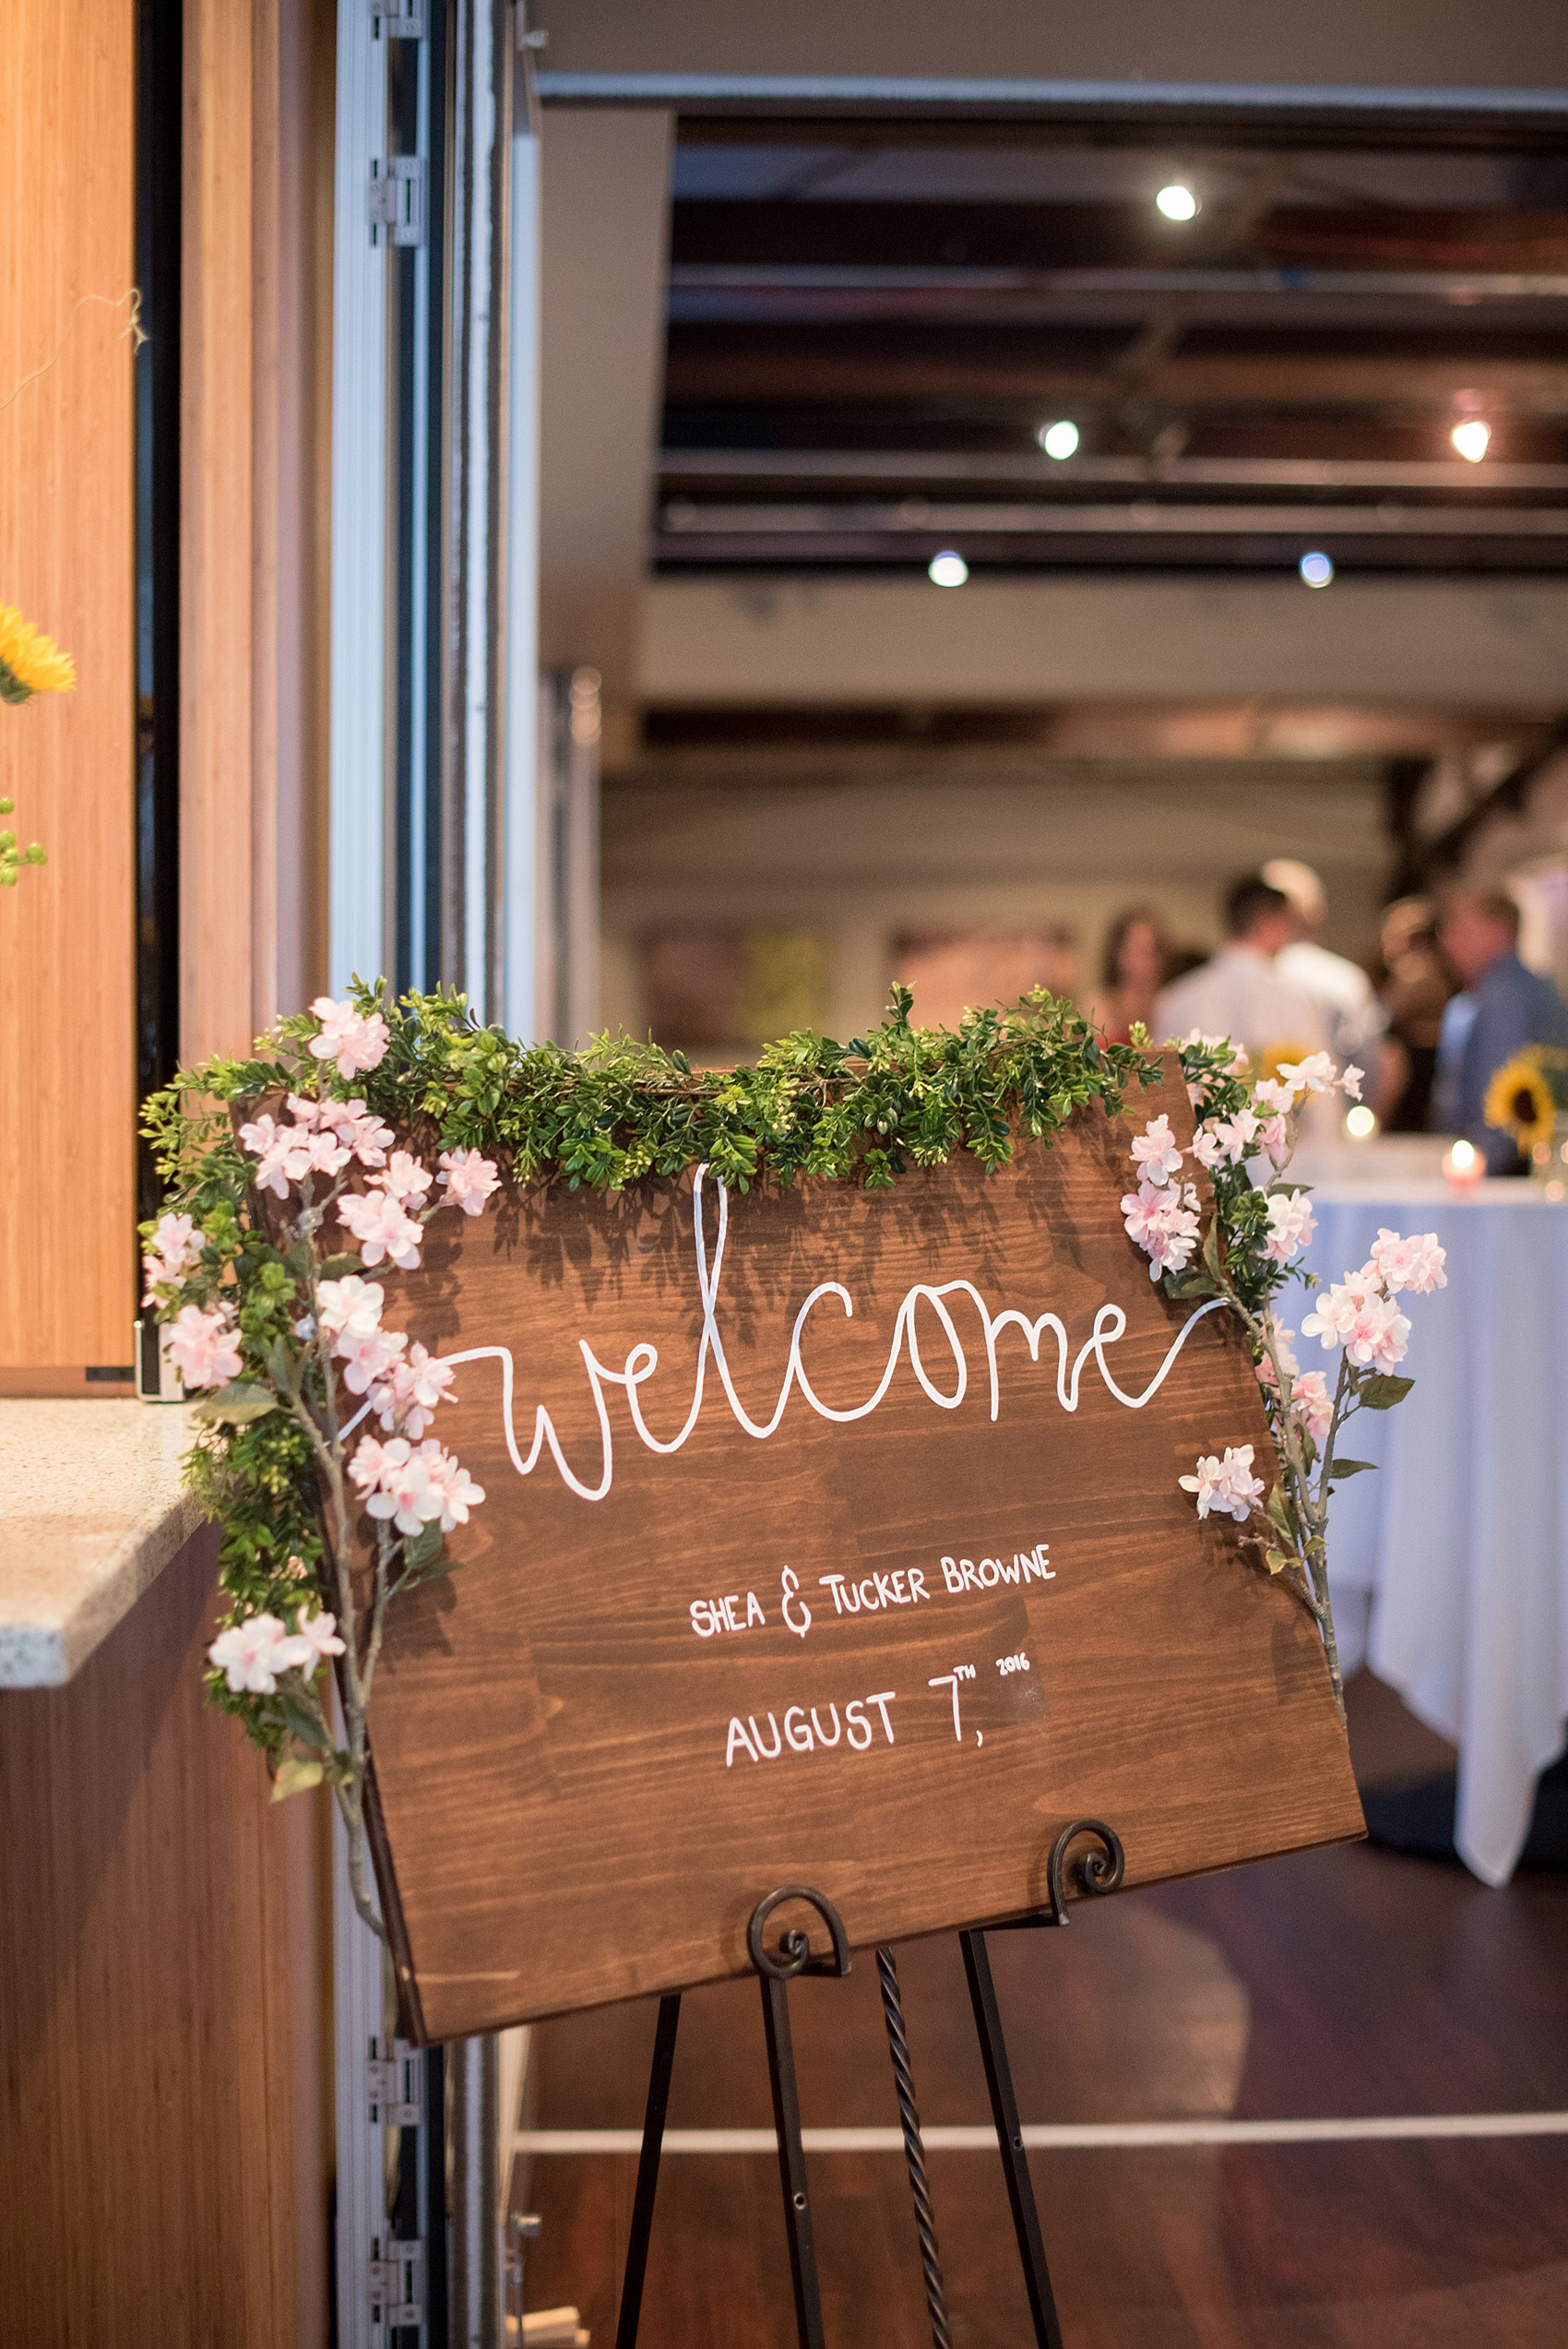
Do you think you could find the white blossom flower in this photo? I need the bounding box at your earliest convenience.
[1252,1077,1301,1115]
[208,1612,293,1695]
[1366,1228,1446,1295]
[1179,1445,1265,1522]
[166,1302,244,1390]
[1264,1189,1316,1266]
[339,1188,423,1271]
[1129,1114,1182,1188]
[315,1274,386,1342]
[308,995,391,1080]
[1340,1064,1364,1102]
[290,1607,347,1670]
[1277,1051,1338,1096]
[438,1147,502,1216]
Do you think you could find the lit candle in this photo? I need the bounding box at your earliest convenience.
[1443,1139,1484,1191]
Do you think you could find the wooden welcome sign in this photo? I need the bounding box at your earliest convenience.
[361,1062,1362,2044]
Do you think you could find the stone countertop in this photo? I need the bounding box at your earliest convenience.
[0,1401,205,1687]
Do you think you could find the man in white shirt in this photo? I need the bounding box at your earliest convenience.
[1155,875,1328,1070]
[1263,857,1389,1072]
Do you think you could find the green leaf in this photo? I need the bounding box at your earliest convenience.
[1358,1374,1414,1411]
[316,1252,361,1279]
[279,1693,332,1750]
[399,1521,445,1576]
[271,1755,325,1801]
[1265,1484,1294,1539]
[195,1381,279,1426]
[1327,1458,1377,1481]
[1265,1546,1293,1577]
[1202,1212,1222,1275]
[1164,1270,1219,1300]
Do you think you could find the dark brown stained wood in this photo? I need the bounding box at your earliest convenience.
[362,1062,1362,2042]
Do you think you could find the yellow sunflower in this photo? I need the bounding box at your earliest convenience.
[1484,1053,1557,1151]
[0,602,76,704]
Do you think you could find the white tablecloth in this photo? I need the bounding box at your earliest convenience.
[1287,1174,1568,1885]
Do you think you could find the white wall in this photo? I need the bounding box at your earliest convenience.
[601,753,1390,1039]
[638,577,1568,713]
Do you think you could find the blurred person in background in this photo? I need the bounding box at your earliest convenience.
[1263,858,1389,1076]
[1088,905,1170,1043]
[1155,875,1327,1069]
[1434,886,1568,1172]
[1378,897,1455,1132]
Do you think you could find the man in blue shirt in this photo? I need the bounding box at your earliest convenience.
[1433,887,1568,1172]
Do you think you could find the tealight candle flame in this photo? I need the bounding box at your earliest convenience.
[1443,1139,1483,1190]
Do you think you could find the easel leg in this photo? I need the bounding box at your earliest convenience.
[875,1946,952,2349]
[959,1928,1064,2349]
[760,1970,827,2349]
[614,1992,683,2349]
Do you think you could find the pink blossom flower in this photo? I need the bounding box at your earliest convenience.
[1194,1107,1259,1170]
[1340,1064,1364,1102]
[438,1148,502,1216]
[315,1274,386,1342]
[1255,1323,1301,1388]
[1290,1371,1334,1445]
[374,1150,433,1209]
[1121,1176,1202,1279]
[1252,1077,1300,1115]
[240,1115,349,1198]
[1129,1114,1182,1188]
[1191,1127,1227,1171]
[290,1607,347,1670]
[313,1096,394,1165]
[1342,1292,1411,1373]
[208,1613,293,1695]
[1264,1188,1316,1266]
[1300,1264,1381,1348]
[339,1188,423,1271]
[141,1211,206,1302]
[359,1437,442,1536]
[1179,1445,1265,1523]
[1367,1228,1447,1296]
[349,1433,395,1497]
[307,995,391,1080]
[417,1440,485,1531]
[165,1302,244,1390]
[336,1323,408,1397]
[1257,1113,1291,1167]
[368,1341,457,1439]
[1277,1051,1338,1096]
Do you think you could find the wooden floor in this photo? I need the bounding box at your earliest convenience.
[516,1692,1568,2348]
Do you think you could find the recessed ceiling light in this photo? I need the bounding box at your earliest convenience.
[1156,184,1199,221]
[1451,418,1491,463]
[929,550,968,587]
[1300,550,1334,588]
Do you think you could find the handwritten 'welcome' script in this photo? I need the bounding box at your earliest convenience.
[381,1166,1225,1505]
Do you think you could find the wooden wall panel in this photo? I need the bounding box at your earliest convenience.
[0,0,137,1375]
[0,1529,327,2344]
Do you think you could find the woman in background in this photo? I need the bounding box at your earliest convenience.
[1089,905,1170,1044]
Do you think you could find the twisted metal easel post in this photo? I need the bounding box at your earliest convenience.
[875,1944,952,2349]
[748,1887,854,2349]
[961,1818,1126,2349]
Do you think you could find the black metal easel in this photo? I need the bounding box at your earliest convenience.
[612,1818,1125,2349]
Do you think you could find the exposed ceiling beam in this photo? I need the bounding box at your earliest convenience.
[661,350,1568,411]
[668,265,1568,300]
[659,451,1568,489]
[659,501,1568,536]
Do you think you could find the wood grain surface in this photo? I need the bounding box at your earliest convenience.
[362,1067,1362,2043]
